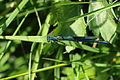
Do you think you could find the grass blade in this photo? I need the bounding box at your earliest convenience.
[0,0,29,34]
[0,36,47,43]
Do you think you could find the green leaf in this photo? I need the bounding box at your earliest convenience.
[58,41,101,53]
[50,1,86,36]
[65,46,75,53]
[88,2,117,41]
[62,67,75,80]
[64,1,120,23]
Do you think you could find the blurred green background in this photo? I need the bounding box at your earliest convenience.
[0,0,120,80]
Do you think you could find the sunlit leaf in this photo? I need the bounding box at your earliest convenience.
[88,2,117,41]
[50,1,86,36]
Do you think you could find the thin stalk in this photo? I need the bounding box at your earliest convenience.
[0,64,68,80]
[54,47,63,80]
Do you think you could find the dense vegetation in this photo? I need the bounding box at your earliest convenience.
[0,0,120,80]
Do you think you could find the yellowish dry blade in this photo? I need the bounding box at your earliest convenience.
[0,36,47,43]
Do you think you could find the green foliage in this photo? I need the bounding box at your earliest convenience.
[88,1,117,42]
[0,0,120,80]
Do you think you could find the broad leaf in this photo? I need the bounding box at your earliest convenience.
[88,2,117,41]
[50,1,86,36]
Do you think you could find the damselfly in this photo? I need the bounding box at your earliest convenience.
[47,36,109,44]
